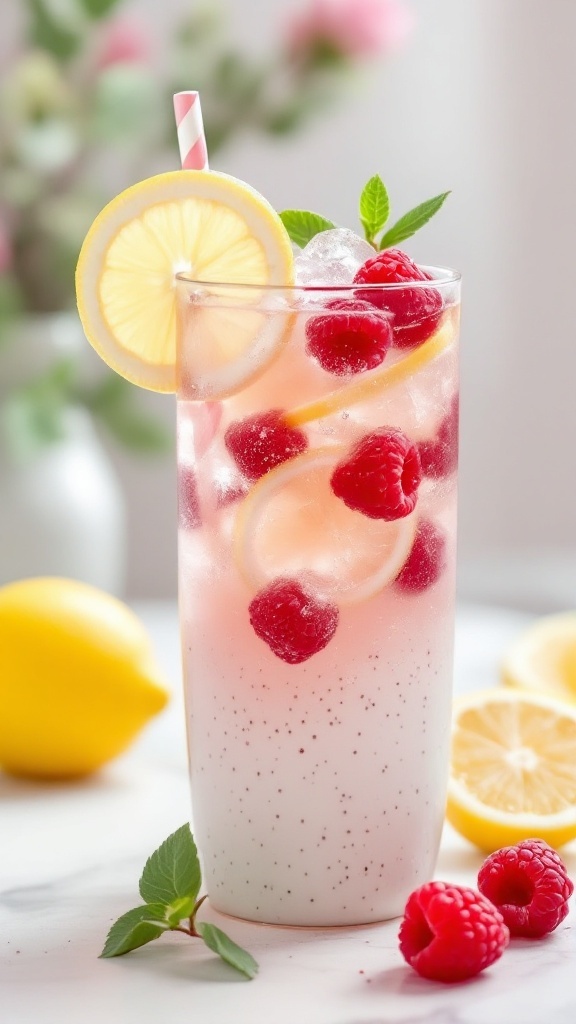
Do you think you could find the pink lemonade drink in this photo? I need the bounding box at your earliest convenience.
[73,127,460,928]
[176,268,460,926]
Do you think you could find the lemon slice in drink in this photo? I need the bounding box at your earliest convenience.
[284,308,458,428]
[447,688,576,851]
[501,612,576,705]
[233,446,417,605]
[76,170,294,394]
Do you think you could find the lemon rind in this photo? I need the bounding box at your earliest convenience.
[448,687,576,850]
[284,308,457,428]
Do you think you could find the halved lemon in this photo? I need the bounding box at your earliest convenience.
[76,170,294,394]
[233,446,417,604]
[501,612,576,705]
[284,307,458,428]
[447,688,576,851]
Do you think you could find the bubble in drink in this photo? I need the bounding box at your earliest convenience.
[294,228,376,286]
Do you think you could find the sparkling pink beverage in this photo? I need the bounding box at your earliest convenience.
[176,273,460,926]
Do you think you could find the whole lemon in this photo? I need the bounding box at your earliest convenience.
[0,577,169,779]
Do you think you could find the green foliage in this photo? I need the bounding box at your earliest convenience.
[101,824,258,979]
[0,279,24,335]
[27,0,81,61]
[2,357,76,461]
[0,360,170,462]
[78,0,121,19]
[91,67,161,144]
[83,374,171,455]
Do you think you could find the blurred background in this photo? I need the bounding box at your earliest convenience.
[0,0,575,612]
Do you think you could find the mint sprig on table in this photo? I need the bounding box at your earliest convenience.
[100,824,258,980]
[280,174,450,250]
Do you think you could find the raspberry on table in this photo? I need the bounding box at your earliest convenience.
[353,248,443,349]
[248,577,339,664]
[330,428,421,521]
[305,298,393,376]
[477,839,574,938]
[224,410,308,481]
[395,519,446,593]
[418,394,459,479]
[399,881,510,983]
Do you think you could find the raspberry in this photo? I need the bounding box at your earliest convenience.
[178,465,201,530]
[305,298,392,375]
[353,248,443,349]
[330,428,421,521]
[399,881,510,983]
[215,479,248,509]
[395,520,446,593]
[418,394,459,479]
[478,839,574,938]
[224,410,308,481]
[248,578,339,664]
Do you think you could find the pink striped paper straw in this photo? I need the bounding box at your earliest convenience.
[173,91,209,170]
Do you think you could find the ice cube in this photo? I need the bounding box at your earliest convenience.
[294,228,375,287]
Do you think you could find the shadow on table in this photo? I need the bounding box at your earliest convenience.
[110,936,253,984]
[369,962,491,996]
[0,768,136,802]
[340,964,491,1024]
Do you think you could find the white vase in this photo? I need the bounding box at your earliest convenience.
[0,313,127,595]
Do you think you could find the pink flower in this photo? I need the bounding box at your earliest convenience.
[287,0,415,59]
[95,17,151,70]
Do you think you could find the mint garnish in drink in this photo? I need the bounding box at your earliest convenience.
[280,174,450,251]
[359,174,391,246]
[279,209,336,248]
[100,824,258,980]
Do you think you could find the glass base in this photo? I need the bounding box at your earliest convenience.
[207,896,404,929]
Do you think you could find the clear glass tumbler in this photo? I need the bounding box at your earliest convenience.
[176,272,460,926]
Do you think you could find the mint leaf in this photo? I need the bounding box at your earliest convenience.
[196,922,259,980]
[165,896,195,927]
[379,192,451,250]
[279,210,336,248]
[99,826,259,977]
[100,905,168,958]
[359,175,389,244]
[139,824,201,907]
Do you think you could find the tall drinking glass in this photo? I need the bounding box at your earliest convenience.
[176,273,460,926]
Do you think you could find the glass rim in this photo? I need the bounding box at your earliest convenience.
[175,264,461,293]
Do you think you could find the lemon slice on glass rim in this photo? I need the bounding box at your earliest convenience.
[233,445,417,605]
[447,688,576,851]
[75,170,294,394]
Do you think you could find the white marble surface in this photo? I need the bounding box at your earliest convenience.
[2,601,575,1024]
